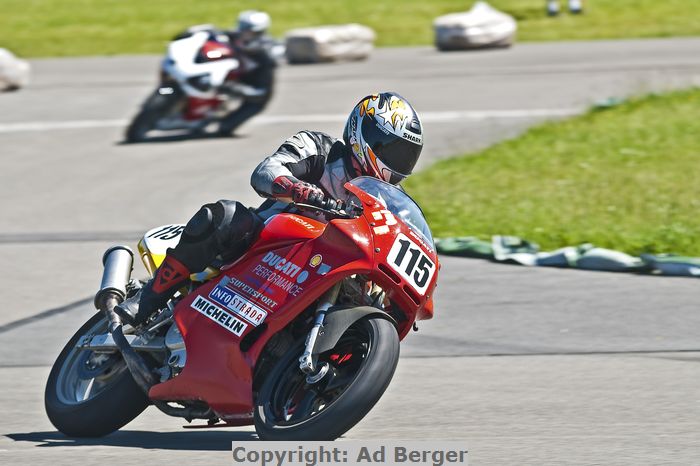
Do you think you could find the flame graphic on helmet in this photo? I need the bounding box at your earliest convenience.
[359,94,379,117]
[360,94,411,132]
[365,145,382,178]
[389,98,408,130]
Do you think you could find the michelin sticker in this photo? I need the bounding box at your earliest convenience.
[190,296,247,336]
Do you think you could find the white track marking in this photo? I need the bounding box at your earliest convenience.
[0,108,581,134]
[0,119,128,133]
[255,108,581,124]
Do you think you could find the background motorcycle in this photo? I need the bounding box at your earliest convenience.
[125,25,260,142]
[44,177,439,440]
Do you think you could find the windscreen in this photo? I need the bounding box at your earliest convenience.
[349,177,434,247]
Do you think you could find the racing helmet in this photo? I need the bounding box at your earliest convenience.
[343,92,423,184]
[237,10,271,33]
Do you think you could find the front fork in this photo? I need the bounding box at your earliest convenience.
[298,282,342,381]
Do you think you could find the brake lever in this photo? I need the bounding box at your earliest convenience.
[345,200,364,217]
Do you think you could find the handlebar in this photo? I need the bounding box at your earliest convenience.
[318,197,343,211]
[293,196,361,219]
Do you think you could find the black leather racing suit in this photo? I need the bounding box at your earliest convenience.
[218,32,277,135]
[167,131,359,272]
[252,130,358,219]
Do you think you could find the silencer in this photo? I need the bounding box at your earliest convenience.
[94,246,134,309]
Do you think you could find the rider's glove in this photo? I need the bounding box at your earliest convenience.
[271,176,325,206]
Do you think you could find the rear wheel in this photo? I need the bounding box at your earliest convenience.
[254,315,399,440]
[45,312,149,437]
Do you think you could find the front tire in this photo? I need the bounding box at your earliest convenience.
[125,90,179,142]
[254,316,399,440]
[45,312,149,437]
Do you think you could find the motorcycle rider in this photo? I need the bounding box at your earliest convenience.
[218,10,277,136]
[116,92,424,326]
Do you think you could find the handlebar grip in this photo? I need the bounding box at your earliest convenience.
[320,197,344,211]
[293,196,349,215]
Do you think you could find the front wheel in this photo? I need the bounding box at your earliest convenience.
[254,315,399,440]
[45,312,149,437]
[125,90,179,142]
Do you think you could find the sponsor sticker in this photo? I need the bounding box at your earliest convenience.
[403,131,421,143]
[296,270,309,284]
[209,285,268,326]
[222,276,278,310]
[408,228,435,253]
[261,252,303,279]
[309,254,323,268]
[289,216,316,231]
[190,296,247,336]
[253,264,304,297]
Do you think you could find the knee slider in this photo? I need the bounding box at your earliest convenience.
[182,205,215,241]
[214,200,261,248]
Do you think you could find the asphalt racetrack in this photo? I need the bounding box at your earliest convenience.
[1,38,700,465]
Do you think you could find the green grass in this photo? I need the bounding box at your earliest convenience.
[1,0,700,57]
[404,89,700,256]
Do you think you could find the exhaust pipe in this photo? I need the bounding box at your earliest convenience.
[94,246,215,420]
[94,245,158,393]
[94,246,134,310]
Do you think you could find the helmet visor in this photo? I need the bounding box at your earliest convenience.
[373,156,407,185]
[365,145,408,185]
[361,118,421,176]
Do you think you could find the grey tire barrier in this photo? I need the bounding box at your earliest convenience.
[285,24,375,64]
[434,1,517,51]
[0,48,30,92]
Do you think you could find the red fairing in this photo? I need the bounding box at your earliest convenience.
[352,185,439,330]
[184,97,220,120]
[148,182,439,422]
[199,40,235,61]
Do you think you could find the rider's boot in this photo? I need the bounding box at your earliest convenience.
[115,255,191,326]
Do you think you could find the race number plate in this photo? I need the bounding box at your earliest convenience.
[143,224,185,257]
[386,233,436,295]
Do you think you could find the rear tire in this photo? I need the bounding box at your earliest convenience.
[254,316,399,440]
[45,312,149,437]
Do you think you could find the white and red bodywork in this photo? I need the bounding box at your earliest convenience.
[160,27,247,123]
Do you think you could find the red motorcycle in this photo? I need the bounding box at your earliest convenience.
[45,177,439,440]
